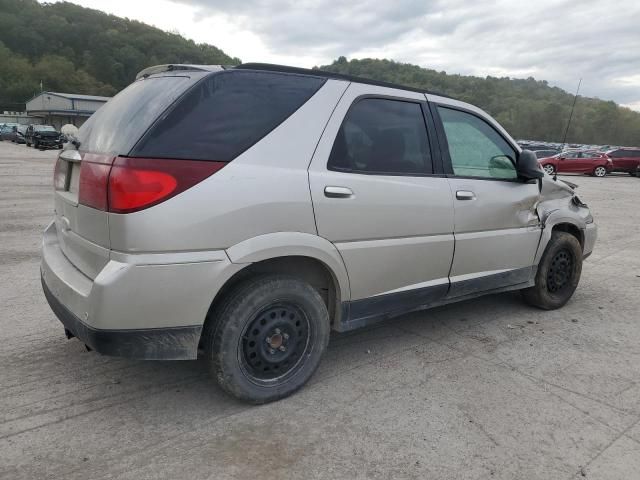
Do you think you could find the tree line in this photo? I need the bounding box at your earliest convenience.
[0,0,638,146]
[0,0,239,109]
[321,57,640,146]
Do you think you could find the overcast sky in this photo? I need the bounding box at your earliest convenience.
[43,0,640,110]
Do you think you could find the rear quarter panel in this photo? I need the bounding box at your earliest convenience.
[108,79,349,252]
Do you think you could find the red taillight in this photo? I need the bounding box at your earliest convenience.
[78,154,114,211]
[77,155,226,213]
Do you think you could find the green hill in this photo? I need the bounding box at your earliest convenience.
[0,0,637,145]
[0,0,240,109]
[320,57,640,146]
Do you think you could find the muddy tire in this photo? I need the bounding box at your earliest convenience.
[522,231,583,310]
[203,274,330,404]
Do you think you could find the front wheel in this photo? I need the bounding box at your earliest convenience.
[543,164,555,175]
[593,166,607,177]
[521,231,583,310]
[203,274,330,404]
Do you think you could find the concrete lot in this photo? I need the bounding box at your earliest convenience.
[0,140,639,480]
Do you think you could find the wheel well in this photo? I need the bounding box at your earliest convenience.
[203,256,341,337]
[552,223,584,250]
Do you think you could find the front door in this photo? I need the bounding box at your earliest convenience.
[308,84,455,326]
[432,103,542,297]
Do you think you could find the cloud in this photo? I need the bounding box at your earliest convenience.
[163,0,640,109]
[46,0,640,110]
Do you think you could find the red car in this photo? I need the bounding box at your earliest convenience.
[538,150,612,177]
[605,148,640,174]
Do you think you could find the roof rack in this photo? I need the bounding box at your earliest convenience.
[234,63,451,98]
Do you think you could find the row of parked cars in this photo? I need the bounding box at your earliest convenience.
[517,141,640,178]
[0,123,65,149]
[538,149,640,177]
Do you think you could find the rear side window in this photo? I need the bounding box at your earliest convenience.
[132,70,326,161]
[609,149,626,158]
[328,98,432,175]
[77,74,206,155]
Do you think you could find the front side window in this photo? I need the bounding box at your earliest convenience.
[438,107,517,179]
[328,98,432,175]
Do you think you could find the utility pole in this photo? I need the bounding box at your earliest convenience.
[561,78,582,149]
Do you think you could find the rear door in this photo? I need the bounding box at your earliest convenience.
[309,84,454,324]
[609,149,633,171]
[53,71,209,279]
[430,99,541,297]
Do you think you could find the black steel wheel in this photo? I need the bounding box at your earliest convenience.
[522,231,582,310]
[238,302,311,385]
[546,249,574,293]
[204,274,330,404]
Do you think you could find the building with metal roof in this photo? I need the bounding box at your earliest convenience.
[25,92,111,129]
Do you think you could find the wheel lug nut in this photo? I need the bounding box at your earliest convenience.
[279,346,286,352]
[283,333,289,340]
[265,336,271,343]
[275,328,281,335]
[269,348,275,354]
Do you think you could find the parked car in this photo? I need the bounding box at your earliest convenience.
[25,125,63,149]
[41,63,597,403]
[8,124,28,144]
[1,123,19,141]
[605,148,640,174]
[538,150,612,177]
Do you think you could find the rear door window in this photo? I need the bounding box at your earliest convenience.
[132,70,326,161]
[328,98,432,175]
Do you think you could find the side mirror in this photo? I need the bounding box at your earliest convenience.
[489,155,517,178]
[517,149,544,181]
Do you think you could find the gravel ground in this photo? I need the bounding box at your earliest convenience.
[1,140,639,480]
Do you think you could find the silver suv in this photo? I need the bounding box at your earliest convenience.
[41,63,597,403]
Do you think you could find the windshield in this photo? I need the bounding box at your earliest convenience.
[35,125,56,132]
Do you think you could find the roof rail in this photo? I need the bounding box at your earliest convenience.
[135,64,224,80]
[234,63,451,98]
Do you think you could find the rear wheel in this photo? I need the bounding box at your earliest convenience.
[203,274,330,404]
[542,164,555,175]
[593,166,607,177]
[522,231,582,310]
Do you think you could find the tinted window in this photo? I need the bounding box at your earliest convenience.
[328,98,432,175]
[133,70,325,161]
[438,107,517,179]
[77,73,207,155]
[36,125,56,132]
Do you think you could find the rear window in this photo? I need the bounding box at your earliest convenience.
[131,70,326,161]
[76,73,208,155]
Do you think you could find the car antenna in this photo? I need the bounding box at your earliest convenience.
[557,78,582,181]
